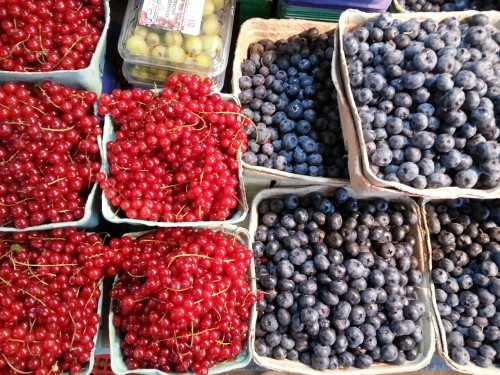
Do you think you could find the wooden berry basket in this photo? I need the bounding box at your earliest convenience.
[247,184,436,374]
[231,18,350,189]
[100,93,249,227]
[420,198,500,375]
[108,225,256,375]
[0,1,110,95]
[334,9,500,199]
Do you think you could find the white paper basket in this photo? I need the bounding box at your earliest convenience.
[231,18,350,188]
[100,93,248,227]
[420,198,500,375]
[336,9,500,199]
[0,1,110,95]
[248,184,436,374]
[108,225,256,375]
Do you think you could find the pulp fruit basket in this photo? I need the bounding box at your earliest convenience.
[108,225,256,375]
[100,93,248,227]
[247,184,436,374]
[231,18,350,188]
[0,0,111,95]
[335,9,500,199]
[420,198,500,375]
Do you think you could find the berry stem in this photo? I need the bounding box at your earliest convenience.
[2,353,33,374]
[167,253,212,268]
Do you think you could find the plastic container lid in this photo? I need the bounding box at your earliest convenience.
[121,61,225,92]
[282,0,391,12]
[118,0,236,77]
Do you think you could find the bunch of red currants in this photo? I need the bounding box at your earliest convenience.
[0,81,101,229]
[97,73,249,223]
[0,227,126,375]
[110,227,256,375]
[0,0,106,72]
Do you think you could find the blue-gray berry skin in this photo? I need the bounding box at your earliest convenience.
[255,189,428,368]
[241,27,348,178]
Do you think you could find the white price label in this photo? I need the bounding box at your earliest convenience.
[138,0,204,35]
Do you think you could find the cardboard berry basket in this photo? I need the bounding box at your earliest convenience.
[335,9,500,199]
[247,184,436,374]
[108,225,256,375]
[0,132,102,232]
[0,1,110,96]
[100,93,249,227]
[420,198,500,375]
[231,18,350,188]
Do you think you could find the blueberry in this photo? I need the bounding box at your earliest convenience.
[455,169,480,189]
[412,48,438,72]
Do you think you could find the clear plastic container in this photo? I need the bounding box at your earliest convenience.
[283,0,391,12]
[118,0,236,77]
[121,61,225,91]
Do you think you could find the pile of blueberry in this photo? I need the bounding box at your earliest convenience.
[344,13,499,190]
[238,27,348,178]
[397,0,498,12]
[253,188,426,370]
[427,199,500,368]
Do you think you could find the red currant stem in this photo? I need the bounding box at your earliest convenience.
[165,286,192,292]
[212,285,230,297]
[69,311,77,348]
[233,194,244,209]
[187,109,207,130]
[7,121,30,126]
[6,338,29,343]
[37,25,47,56]
[1,353,33,374]
[28,273,51,285]
[158,327,217,343]
[0,276,46,305]
[13,261,78,267]
[199,124,212,142]
[84,280,101,310]
[242,291,257,306]
[0,150,20,165]
[19,100,46,115]
[167,253,211,268]
[137,239,176,245]
[49,362,60,374]
[189,322,194,348]
[215,340,230,346]
[29,318,36,333]
[0,35,31,62]
[47,177,67,186]
[212,307,221,321]
[40,126,75,132]
[0,198,34,207]
[36,85,62,109]
[99,231,111,242]
[174,202,188,220]
[161,182,187,190]
[52,35,85,69]
[126,272,146,278]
